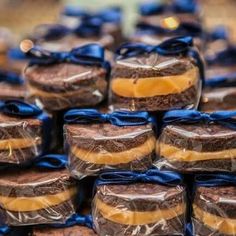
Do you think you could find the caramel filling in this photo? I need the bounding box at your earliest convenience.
[96,197,185,225]
[193,204,236,235]
[0,187,76,212]
[159,142,236,162]
[111,67,198,98]
[71,136,156,165]
[0,138,41,150]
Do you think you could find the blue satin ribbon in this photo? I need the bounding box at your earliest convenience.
[163,109,236,130]
[116,36,205,83]
[205,72,236,87]
[96,169,183,186]
[0,70,24,85]
[139,0,198,16]
[207,26,229,41]
[0,100,51,153]
[206,46,236,66]
[64,109,152,126]
[195,174,236,187]
[62,6,88,17]
[52,214,93,229]
[27,44,110,73]
[0,225,10,235]
[7,47,28,60]
[136,22,203,37]
[35,154,67,169]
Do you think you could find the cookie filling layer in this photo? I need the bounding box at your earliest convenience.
[71,136,156,165]
[111,67,198,98]
[0,187,76,212]
[96,197,185,225]
[159,142,236,162]
[0,138,41,150]
[193,204,236,235]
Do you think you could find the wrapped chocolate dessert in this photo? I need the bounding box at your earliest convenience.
[192,174,236,236]
[0,69,26,101]
[64,109,156,179]
[156,109,236,173]
[24,44,110,111]
[93,170,186,236]
[0,100,51,166]
[0,154,79,226]
[110,36,204,111]
[61,6,123,48]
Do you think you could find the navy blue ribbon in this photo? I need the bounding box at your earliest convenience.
[64,109,152,126]
[139,0,198,16]
[0,70,24,85]
[96,169,183,186]
[26,44,110,73]
[195,174,236,187]
[7,47,28,60]
[0,225,9,235]
[207,26,229,41]
[206,46,236,66]
[0,100,51,153]
[163,109,236,130]
[136,22,203,37]
[62,6,88,17]
[52,214,93,229]
[205,72,236,87]
[35,154,67,169]
[116,36,205,83]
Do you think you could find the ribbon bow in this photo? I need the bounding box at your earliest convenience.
[64,109,152,126]
[195,174,236,187]
[27,44,110,71]
[163,109,236,130]
[116,36,204,82]
[52,214,93,229]
[96,169,183,186]
[0,70,24,85]
[205,72,236,87]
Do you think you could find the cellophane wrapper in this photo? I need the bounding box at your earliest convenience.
[64,123,156,179]
[155,123,236,173]
[192,185,236,236]
[93,183,186,236]
[109,53,202,112]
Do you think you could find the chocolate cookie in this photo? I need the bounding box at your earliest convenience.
[0,113,44,165]
[110,52,201,111]
[64,123,156,178]
[32,225,96,236]
[0,168,77,226]
[157,123,236,172]
[25,62,108,111]
[93,183,186,236]
[193,186,236,236]
[0,83,26,101]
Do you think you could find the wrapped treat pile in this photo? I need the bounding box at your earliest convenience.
[0,0,235,236]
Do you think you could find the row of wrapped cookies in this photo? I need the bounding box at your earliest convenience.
[0,99,235,178]
[0,164,235,236]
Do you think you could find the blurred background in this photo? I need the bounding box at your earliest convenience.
[0,0,235,40]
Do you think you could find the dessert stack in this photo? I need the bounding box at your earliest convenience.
[0,1,236,236]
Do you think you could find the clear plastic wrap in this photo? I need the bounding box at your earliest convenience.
[110,52,202,112]
[93,183,186,236]
[0,168,78,226]
[0,113,46,165]
[156,123,236,173]
[192,185,236,236]
[24,63,108,112]
[64,123,156,179]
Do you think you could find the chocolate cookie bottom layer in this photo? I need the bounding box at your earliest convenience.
[0,199,76,226]
[69,151,156,178]
[95,212,185,236]
[111,85,197,111]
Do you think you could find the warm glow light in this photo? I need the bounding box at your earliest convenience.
[20,39,34,52]
[161,16,180,30]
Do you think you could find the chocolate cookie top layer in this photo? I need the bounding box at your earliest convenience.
[25,63,107,92]
[65,123,154,152]
[96,183,185,211]
[32,226,97,236]
[161,124,236,152]
[0,168,75,197]
[0,83,26,100]
[113,53,196,78]
[195,186,236,218]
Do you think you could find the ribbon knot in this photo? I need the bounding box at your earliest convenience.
[64,109,152,126]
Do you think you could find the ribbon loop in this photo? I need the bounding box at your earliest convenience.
[35,154,67,169]
[64,109,152,127]
[97,169,183,186]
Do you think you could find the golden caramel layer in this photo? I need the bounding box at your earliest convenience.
[0,138,41,150]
